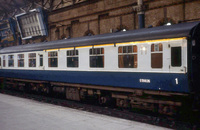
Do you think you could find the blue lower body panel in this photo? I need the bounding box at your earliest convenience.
[0,69,189,93]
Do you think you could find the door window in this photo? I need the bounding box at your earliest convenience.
[171,47,182,67]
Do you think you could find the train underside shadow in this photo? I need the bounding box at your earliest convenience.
[0,77,199,124]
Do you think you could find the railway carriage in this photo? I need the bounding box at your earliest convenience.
[0,21,200,116]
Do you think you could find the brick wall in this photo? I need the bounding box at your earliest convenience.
[34,0,200,42]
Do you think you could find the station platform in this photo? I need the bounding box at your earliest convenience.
[0,93,170,130]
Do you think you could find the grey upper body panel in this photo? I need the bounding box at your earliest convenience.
[0,21,199,54]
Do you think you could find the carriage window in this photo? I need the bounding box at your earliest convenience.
[67,50,78,67]
[118,45,137,68]
[18,54,24,67]
[90,48,104,68]
[39,55,43,66]
[48,51,58,67]
[0,57,1,67]
[3,55,6,67]
[8,55,14,67]
[151,43,163,68]
[29,53,36,67]
[171,47,181,67]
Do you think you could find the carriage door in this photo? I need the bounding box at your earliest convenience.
[39,54,44,69]
[169,40,187,74]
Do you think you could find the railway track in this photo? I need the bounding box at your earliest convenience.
[0,89,199,130]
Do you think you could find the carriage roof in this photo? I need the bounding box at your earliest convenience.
[0,21,200,54]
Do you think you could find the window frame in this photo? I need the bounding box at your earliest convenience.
[8,55,14,67]
[3,55,6,67]
[66,50,79,68]
[28,53,36,67]
[18,54,24,67]
[118,45,138,68]
[151,43,163,69]
[48,51,58,67]
[89,48,104,68]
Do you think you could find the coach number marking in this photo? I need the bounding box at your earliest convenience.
[175,78,178,85]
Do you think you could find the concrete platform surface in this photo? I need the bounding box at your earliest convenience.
[0,93,171,130]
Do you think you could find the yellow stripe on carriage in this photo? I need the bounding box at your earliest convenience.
[44,37,186,51]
